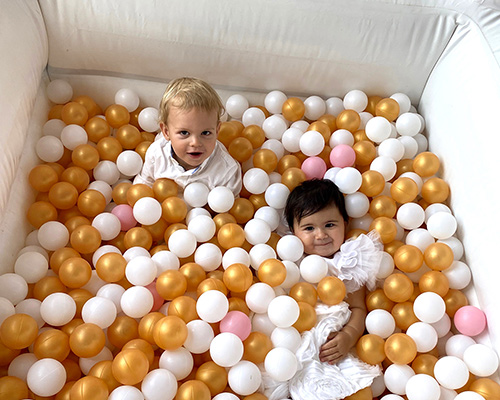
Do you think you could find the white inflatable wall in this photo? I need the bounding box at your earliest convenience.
[2,0,500,396]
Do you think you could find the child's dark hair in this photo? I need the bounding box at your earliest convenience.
[284,179,349,231]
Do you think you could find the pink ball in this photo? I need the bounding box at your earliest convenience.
[330,144,356,168]
[111,204,137,231]
[454,305,487,337]
[146,281,164,312]
[301,156,327,180]
[219,310,252,341]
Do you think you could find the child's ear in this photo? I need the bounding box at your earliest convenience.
[160,122,169,140]
[215,121,221,138]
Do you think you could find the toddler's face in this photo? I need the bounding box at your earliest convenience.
[161,106,219,170]
[293,205,346,258]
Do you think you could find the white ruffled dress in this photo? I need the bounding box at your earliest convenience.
[263,233,383,400]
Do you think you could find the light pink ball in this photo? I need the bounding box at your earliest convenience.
[301,156,327,180]
[111,204,137,231]
[329,144,356,167]
[219,311,252,341]
[454,306,487,337]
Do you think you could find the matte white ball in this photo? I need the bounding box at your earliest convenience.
[434,356,469,389]
[377,251,395,279]
[194,242,222,272]
[245,282,276,314]
[123,246,150,262]
[81,296,117,329]
[365,309,396,339]
[159,347,194,380]
[96,283,125,314]
[116,150,143,177]
[463,344,499,377]
[264,347,298,382]
[280,261,301,289]
[254,206,281,231]
[413,292,445,323]
[261,138,285,159]
[93,160,121,185]
[243,167,270,194]
[270,327,301,352]
[226,94,249,119]
[196,290,229,323]
[405,374,440,400]
[378,138,405,162]
[424,203,452,224]
[380,396,405,400]
[304,95,326,120]
[454,392,486,400]
[430,313,452,338]
[248,243,276,270]
[120,286,153,318]
[244,218,271,245]
[343,89,368,112]
[151,250,180,275]
[252,312,277,336]
[126,256,157,286]
[207,186,235,213]
[228,361,262,396]
[0,274,27,306]
[14,251,48,284]
[383,363,415,395]
[242,107,266,127]
[365,116,392,143]
[334,167,362,194]
[40,292,76,326]
[267,295,300,328]
[37,221,69,251]
[42,119,66,138]
[188,215,216,243]
[405,228,435,252]
[132,197,162,226]
[299,130,325,156]
[396,203,425,230]
[27,358,66,397]
[183,182,209,207]
[396,113,422,136]
[329,129,354,147]
[138,107,159,132]
[210,332,244,367]
[281,127,303,153]
[344,192,370,218]
[35,136,64,162]
[60,124,88,150]
[299,255,328,283]
[263,114,288,140]
[264,182,290,209]
[183,319,215,354]
[370,156,397,181]
[222,247,251,269]
[326,97,345,116]
[8,353,38,382]
[442,261,471,290]
[115,88,140,112]
[168,229,197,258]
[438,236,464,260]
[264,90,288,115]
[92,213,121,241]
[406,322,438,353]
[0,297,15,326]
[109,385,144,400]
[324,166,341,182]
[141,368,177,400]
[426,211,457,240]
[46,79,73,104]
[14,299,43,328]
[290,120,309,132]
[213,394,239,400]
[276,235,304,262]
[398,136,419,159]
[390,93,412,115]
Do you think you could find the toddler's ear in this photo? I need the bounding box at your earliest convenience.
[160,122,169,140]
[215,121,221,137]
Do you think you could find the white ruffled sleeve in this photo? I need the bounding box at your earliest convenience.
[327,231,383,293]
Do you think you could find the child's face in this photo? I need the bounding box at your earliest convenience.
[293,205,347,258]
[161,106,219,170]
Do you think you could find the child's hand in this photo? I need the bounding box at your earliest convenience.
[319,330,353,364]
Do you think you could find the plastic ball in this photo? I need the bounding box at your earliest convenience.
[60,124,88,150]
[334,166,362,194]
[281,127,304,153]
[282,97,305,122]
[469,378,500,400]
[454,392,487,400]
[242,107,266,128]
[406,322,438,353]
[183,182,209,208]
[257,258,287,287]
[299,130,325,156]
[116,150,143,177]
[413,292,446,323]
[111,204,137,231]
[365,309,396,339]
[253,206,280,231]
[299,255,328,284]
[91,212,121,241]
[365,116,392,143]
[391,176,419,204]
[46,79,73,103]
[137,107,159,132]
[343,89,368,112]
[220,311,252,341]
[206,186,235,213]
[426,211,457,240]
[264,347,298,382]
[396,203,425,230]
[40,292,76,326]
[442,261,471,290]
[183,319,215,354]
[226,94,249,119]
[26,358,66,397]
[356,334,386,366]
[424,242,454,271]
[108,385,144,400]
[275,235,304,262]
[384,333,418,365]
[37,220,69,251]
[13,251,48,284]
[405,374,440,400]
[433,355,469,390]
[270,327,301,353]
[303,95,326,120]
[326,97,345,116]
[301,156,327,180]
[463,343,499,377]
[343,192,369,219]
[245,282,276,314]
[243,218,271,246]
[167,229,196,258]
[262,115,287,140]
[329,144,355,168]
[114,88,140,112]
[158,347,193,380]
[267,295,300,328]
[196,290,229,323]
[454,306,487,337]
[384,363,415,395]
[396,112,421,136]
[226,361,262,396]
[120,286,154,318]
[243,168,270,194]
[140,368,177,400]
[210,332,244,368]
[36,135,65,162]
[370,156,397,181]
[93,160,121,185]
[263,182,289,209]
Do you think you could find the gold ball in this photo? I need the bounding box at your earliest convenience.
[384,333,417,364]
[95,252,126,282]
[390,177,419,204]
[469,378,500,400]
[413,151,440,177]
[277,155,302,174]
[70,224,102,254]
[69,322,106,358]
[167,296,199,323]
[97,136,123,161]
[105,104,130,129]
[293,301,317,333]
[359,170,385,197]
[241,125,266,149]
[308,121,331,144]
[111,349,149,385]
[356,334,386,365]
[391,301,419,331]
[88,360,121,393]
[152,316,188,350]
[123,227,153,250]
[336,109,361,133]
[289,282,317,307]
[366,289,395,312]
[369,217,397,244]
[282,98,305,122]
[71,144,100,171]
[424,242,454,271]
[369,195,397,219]
[257,259,287,287]
[253,149,278,173]
[223,263,254,293]
[107,315,139,349]
[112,181,133,205]
[217,223,246,249]
[77,189,106,217]
[116,124,142,149]
[176,380,211,400]
[419,270,449,297]
[48,181,79,210]
[394,244,423,273]
[421,177,450,204]
[61,101,89,125]
[375,98,400,121]
[317,276,346,305]
[69,376,109,400]
[229,198,255,224]
[85,116,111,143]
[0,376,29,400]
[228,137,253,163]
[0,314,38,350]
[353,140,377,166]
[281,167,307,191]
[60,166,91,193]
[156,270,187,300]
[195,361,228,397]
[28,164,59,192]
[127,183,155,206]
[243,331,273,364]
[27,201,58,229]
[383,273,414,303]
[161,196,187,223]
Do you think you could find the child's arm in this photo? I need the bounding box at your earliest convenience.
[318,285,367,364]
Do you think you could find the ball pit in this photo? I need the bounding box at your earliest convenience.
[2,1,500,399]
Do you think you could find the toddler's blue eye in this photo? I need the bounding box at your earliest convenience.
[179,131,189,136]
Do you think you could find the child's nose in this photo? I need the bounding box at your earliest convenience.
[315,229,327,239]
[190,135,202,146]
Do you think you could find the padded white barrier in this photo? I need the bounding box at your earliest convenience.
[1,0,500,396]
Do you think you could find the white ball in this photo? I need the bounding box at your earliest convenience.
[88,180,113,204]
[377,251,395,279]
[244,218,271,245]
[299,255,328,283]
[380,396,405,400]
[46,79,73,104]
[96,283,125,314]
[384,363,415,395]
[365,309,396,339]
[183,182,209,207]
[27,358,66,397]
[261,138,285,159]
[0,274,28,307]
[252,312,277,336]
[213,394,239,400]
[276,235,304,262]
[390,93,412,114]
[281,127,303,153]
[109,385,144,400]
[207,186,235,213]
[263,114,288,140]
[365,116,392,143]
[264,347,298,382]
[405,228,435,252]
[267,295,300,328]
[168,229,197,258]
[343,90,368,112]
[344,192,370,218]
[0,297,15,326]
[299,130,325,156]
[326,97,345,116]
[159,347,194,380]
[151,250,180,274]
[40,292,76,326]
[398,136,419,159]
[188,215,216,243]
[434,356,469,389]
[141,368,177,400]
[334,167,362,194]
[329,129,354,147]
[8,353,38,382]
[116,150,143,177]
[42,119,66,138]
[324,166,341,182]
[228,361,262,396]
[196,290,229,323]
[245,282,276,313]
[405,374,440,400]
[243,168,270,194]
[81,296,117,329]
[254,206,281,231]
[120,286,153,318]
[454,392,486,400]
[115,88,140,112]
[249,243,276,269]
[304,95,326,120]
[264,183,290,209]
[242,107,266,127]
[35,136,64,162]
[133,197,162,226]
[396,113,422,136]
[264,90,288,115]
[431,313,452,338]
[123,246,151,262]
[438,236,464,260]
[424,203,452,224]
[280,261,301,289]
[14,299,43,328]
[222,247,251,269]
[210,332,244,367]
[370,156,397,181]
[14,251,48,284]
[270,327,301,352]
[290,120,309,132]
[226,94,249,119]
[126,256,157,286]
[183,319,215,354]
[396,203,425,230]
[60,124,88,150]
[463,344,499,377]
[93,160,121,185]
[378,138,405,162]
[413,292,446,323]
[92,213,121,241]
[37,221,69,251]
[406,322,438,353]
[194,242,222,271]
[138,107,159,132]
[442,261,471,290]
[414,133,429,153]
[426,212,457,240]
